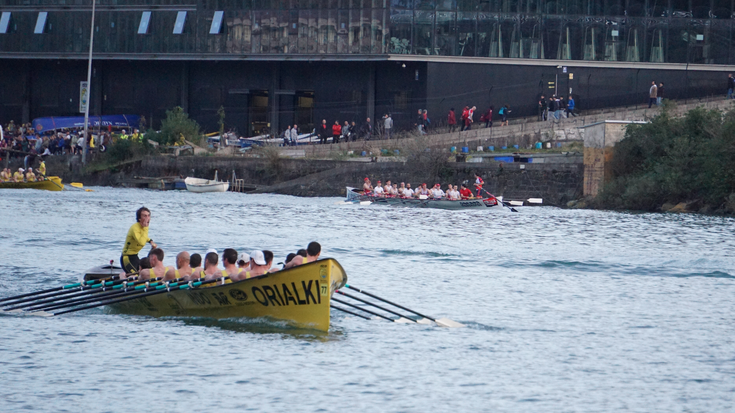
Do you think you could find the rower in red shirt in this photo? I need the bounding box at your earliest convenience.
[459,184,473,199]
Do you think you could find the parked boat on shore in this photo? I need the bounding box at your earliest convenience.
[345,186,505,210]
[185,171,229,193]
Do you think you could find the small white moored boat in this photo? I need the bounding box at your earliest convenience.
[185,172,229,193]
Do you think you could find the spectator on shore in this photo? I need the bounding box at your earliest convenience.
[649,81,658,108]
[728,74,734,100]
[282,125,291,146]
[499,105,510,126]
[447,108,457,133]
[362,117,372,141]
[657,82,665,106]
[317,119,328,144]
[460,106,469,131]
[566,95,577,118]
[481,107,493,128]
[538,95,547,121]
[332,120,341,144]
[416,109,426,135]
[383,114,393,140]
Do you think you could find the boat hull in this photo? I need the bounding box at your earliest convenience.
[184,177,229,193]
[0,176,64,191]
[346,187,504,211]
[106,259,347,332]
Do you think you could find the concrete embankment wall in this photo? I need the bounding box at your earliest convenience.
[49,155,582,206]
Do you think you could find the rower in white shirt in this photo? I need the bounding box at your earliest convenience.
[431,184,445,199]
[373,181,385,196]
[403,183,414,198]
[384,180,394,196]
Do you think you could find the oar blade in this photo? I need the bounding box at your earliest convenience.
[416,318,434,325]
[395,317,414,324]
[28,311,54,317]
[434,318,465,328]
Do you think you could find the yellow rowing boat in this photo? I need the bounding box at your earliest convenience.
[106,259,347,332]
[0,176,64,191]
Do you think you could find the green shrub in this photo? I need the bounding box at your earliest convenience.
[155,106,201,146]
[600,105,735,211]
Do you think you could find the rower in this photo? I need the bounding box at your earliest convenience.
[120,207,157,275]
[164,251,194,281]
[237,252,250,269]
[241,250,271,279]
[417,183,431,198]
[25,168,36,182]
[384,180,394,196]
[190,253,203,275]
[459,184,473,199]
[403,183,414,198]
[431,184,445,199]
[138,248,168,281]
[201,252,220,281]
[373,180,384,196]
[362,177,373,193]
[220,248,244,282]
[284,241,321,269]
[13,168,24,182]
[0,168,9,182]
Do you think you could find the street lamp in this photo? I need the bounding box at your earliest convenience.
[82,0,96,165]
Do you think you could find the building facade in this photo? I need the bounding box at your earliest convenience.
[1,0,734,135]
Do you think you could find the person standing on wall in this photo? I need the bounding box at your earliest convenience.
[727,74,734,100]
[657,82,664,106]
[383,114,393,140]
[566,95,577,117]
[538,95,547,121]
[290,124,299,146]
[318,119,328,144]
[447,108,456,133]
[332,120,341,144]
[648,81,658,108]
[363,117,372,141]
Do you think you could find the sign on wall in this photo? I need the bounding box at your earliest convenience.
[79,81,89,113]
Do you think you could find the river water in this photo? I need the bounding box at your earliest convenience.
[0,187,733,412]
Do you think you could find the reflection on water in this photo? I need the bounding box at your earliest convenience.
[0,187,734,411]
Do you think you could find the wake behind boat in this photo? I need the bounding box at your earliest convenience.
[345,186,505,211]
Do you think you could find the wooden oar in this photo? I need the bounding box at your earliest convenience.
[0,274,131,304]
[31,277,228,317]
[330,304,371,320]
[1,275,141,311]
[335,290,416,323]
[331,297,413,323]
[17,278,169,313]
[344,284,465,328]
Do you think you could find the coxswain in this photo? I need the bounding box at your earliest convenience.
[25,168,36,182]
[37,160,46,178]
[138,248,169,281]
[164,251,194,281]
[120,207,157,275]
[474,173,485,197]
[373,181,384,196]
[13,168,24,182]
[362,177,373,193]
[284,242,321,269]
[220,248,244,282]
[459,184,473,199]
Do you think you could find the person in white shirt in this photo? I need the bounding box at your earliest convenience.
[384,180,393,195]
[431,184,445,199]
[449,185,461,200]
[373,181,385,196]
[397,182,406,197]
[403,183,414,198]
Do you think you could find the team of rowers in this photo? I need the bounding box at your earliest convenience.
[0,163,46,183]
[362,173,485,200]
[120,207,320,285]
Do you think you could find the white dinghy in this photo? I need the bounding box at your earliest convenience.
[185,171,230,193]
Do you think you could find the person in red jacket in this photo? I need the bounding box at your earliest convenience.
[447,108,456,133]
[459,184,473,199]
[460,106,469,131]
[332,120,342,144]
